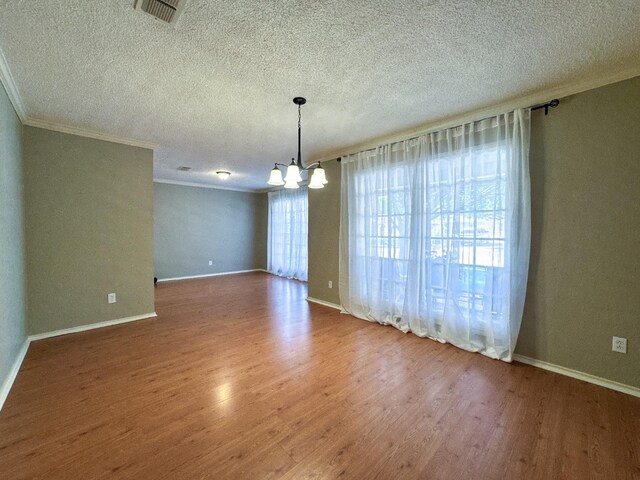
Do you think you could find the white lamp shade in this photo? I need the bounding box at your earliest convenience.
[308,168,325,189]
[284,178,300,189]
[314,166,327,185]
[284,163,303,183]
[267,167,285,186]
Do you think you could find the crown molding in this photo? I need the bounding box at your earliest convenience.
[0,45,26,122]
[23,117,155,149]
[153,178,264,193]
[312,65,640,163]
[1,50,155,148]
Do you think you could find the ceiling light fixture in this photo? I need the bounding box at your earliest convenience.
[216,170,231,180]
[267,97,327,189]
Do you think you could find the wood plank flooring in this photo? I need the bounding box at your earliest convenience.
[1,272,638,479]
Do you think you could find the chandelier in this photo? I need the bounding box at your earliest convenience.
[267,97,327,189]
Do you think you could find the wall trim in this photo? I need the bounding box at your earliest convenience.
[0,45,26,121]
[312,66,640,164]
[23,117,155,150]
[298,300,640,398]
[0,340,30,411]
[153,178,261,193]
[1,312,158,410]
[513,354,640,398]
[157,269,267,282]
[28,312,158,342]
[306,296,342,311]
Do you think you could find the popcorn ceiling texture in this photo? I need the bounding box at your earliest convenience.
[0,0,639,191]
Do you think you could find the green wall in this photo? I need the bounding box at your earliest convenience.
[0,83,26,388]
[23,127,155,334]
[308,75,640,388]
[154,182,267,279]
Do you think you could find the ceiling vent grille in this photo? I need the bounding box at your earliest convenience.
[134,0,187,24]
[177,166,191,171]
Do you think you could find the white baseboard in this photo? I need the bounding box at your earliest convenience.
[306,296,342,311]
[513,354,640,398]
[1,312,158,411]
[29,312,158,341]
[0,339,30,411]
[157,269,267,282]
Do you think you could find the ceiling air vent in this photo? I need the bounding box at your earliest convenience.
[177,166,191,171]
[134,0,188,24]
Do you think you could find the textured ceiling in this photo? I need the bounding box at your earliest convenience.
[1,0,639,191]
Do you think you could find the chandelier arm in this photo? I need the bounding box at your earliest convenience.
[300,162,321,171]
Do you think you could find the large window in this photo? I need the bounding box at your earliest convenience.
[268,187,308,281]
[353,149,506,319]
[340,111,530,361]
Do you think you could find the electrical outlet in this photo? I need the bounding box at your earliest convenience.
[328,281,333,289]
[209,260,213,266]
[612,336,627,354]
[107,293,117,304]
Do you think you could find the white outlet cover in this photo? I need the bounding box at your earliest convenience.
[612,336,627,354]
[108,293,117,304]
[209,260,213,266]
[328,281,333,289]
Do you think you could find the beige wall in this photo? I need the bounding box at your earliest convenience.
[154,182,267,279]
[517,76,640,388]
[0,83,26,387]
[23,127,155,334]
[307,159,341,305]
[308,75,640,388]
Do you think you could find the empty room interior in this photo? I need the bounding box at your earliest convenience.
[1,1,639,479]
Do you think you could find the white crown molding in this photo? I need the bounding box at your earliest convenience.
[28,312,158,341]
[157,269,266,282]
[23,117,155,150]
[0,339,30,412]
[312,66,640,163]
[0,45,26,121]
[513,354,640,398]
[153,178,263,193]
[306,296,343,311]
[1,48,155,148]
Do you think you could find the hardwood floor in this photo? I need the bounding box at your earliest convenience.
[1,272,638,479]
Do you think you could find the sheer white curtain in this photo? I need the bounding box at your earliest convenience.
[268,187,308,281]
[339,110,530,361]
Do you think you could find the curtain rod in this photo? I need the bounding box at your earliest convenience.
[530,98,560,115]
[333,99,560,163]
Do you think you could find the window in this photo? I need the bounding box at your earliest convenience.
[268,187,308,281]
[340,110,530,361]
[351,147,507,323]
